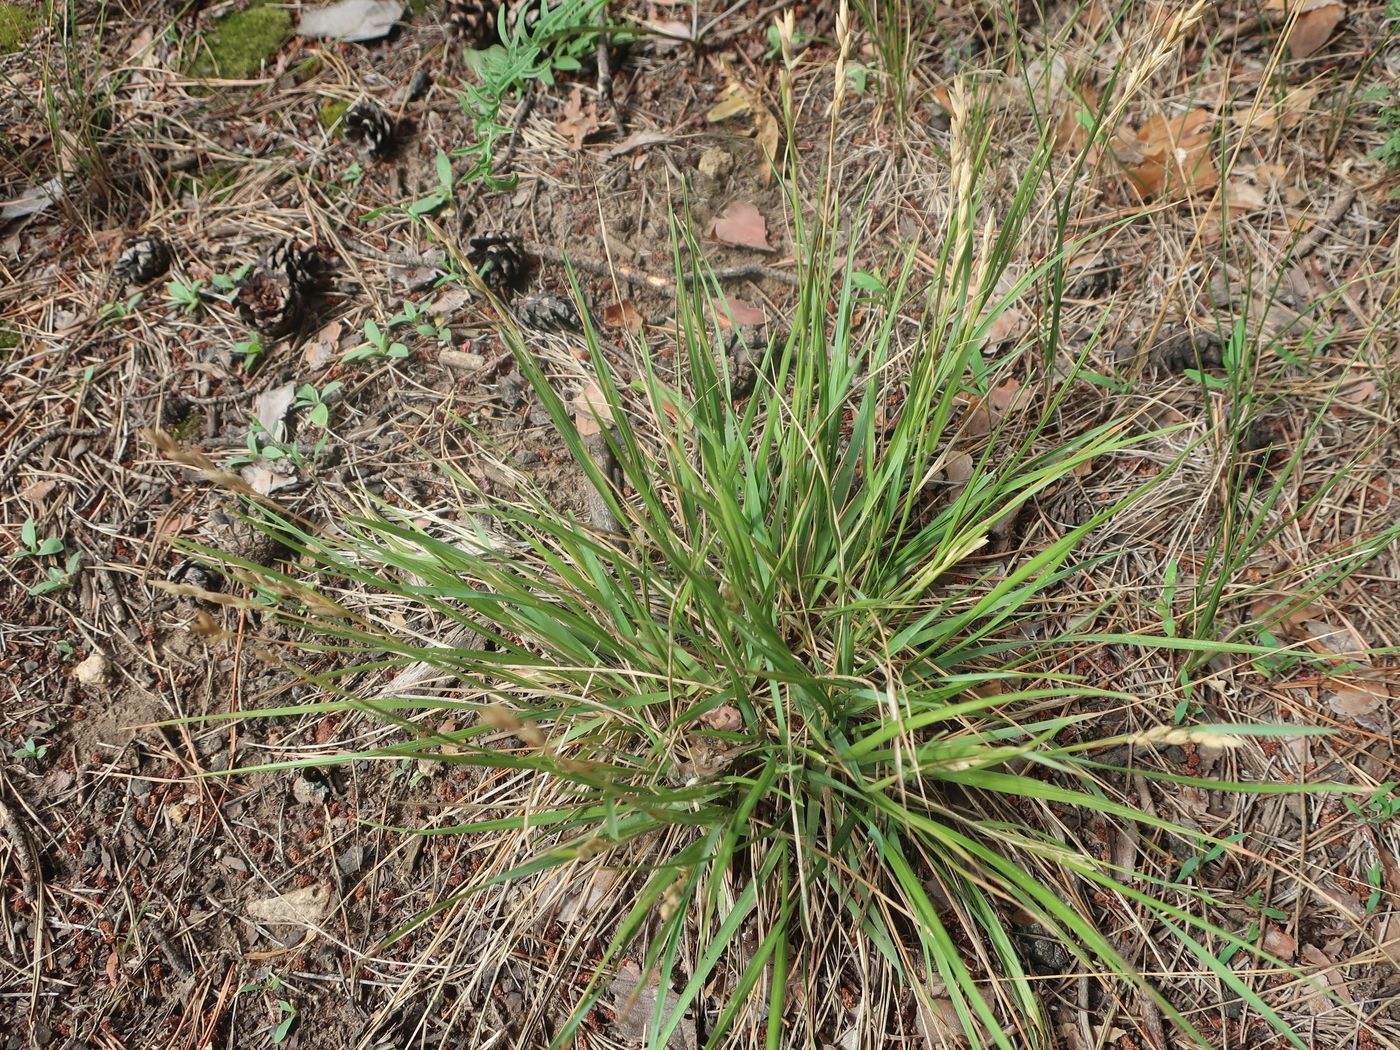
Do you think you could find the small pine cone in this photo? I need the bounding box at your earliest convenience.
[504,0,541,37]
[515,293,582,333]
[167,557,222,594]
[236,240,319,338]
[266,240,321,287]
[445,0,502,45]
[1149,330,1224,373]
[468,231,530,294]
[113,234,172,286]
[343,100,395,157]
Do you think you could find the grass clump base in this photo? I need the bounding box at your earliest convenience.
[0,2,36,53]
[185,1,291,81]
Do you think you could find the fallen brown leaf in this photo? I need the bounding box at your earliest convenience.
[1121,110,1216,199]
[711,201,772,252]
[603,299,643,333]
[718,295,765,327]
[572,379,612,437]
[556,85,600,151]
[1289,1,1344,58]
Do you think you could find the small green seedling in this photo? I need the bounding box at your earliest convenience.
[345,319,409,362]
[165,277,206,315]
[210,263,253,303]
[13,521,81,595]
[764,21,811,61]
[15,738,48,763]
[100,292,144,324]
[237,974,299,1043]
[408,150,455,217]
[295,381,342,428]
[341,160,364,186]
[390,300,451,344]
[1177,830,1246,881]
[272,997,298,1043]
[28,553,82,596]
[1346,782,1400,825]
[15,518,65,559]
[234,333,266,369]
[1366,862,1385,913]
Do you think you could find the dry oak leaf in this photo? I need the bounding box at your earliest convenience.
[719,295,765,327]
[556,86,600,151]
[572,378,612,437]
[603,299,643,333]
[705,65,780,183]
[1288,0,1345,58]
[711,201,773,252]
[1120,109,1217,199]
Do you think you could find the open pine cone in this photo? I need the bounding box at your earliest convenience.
[343,100,396,157]
[113,234,172,287]
[468,231,531,295]
[444,0,502,45]
[236,240,321,339]
[515,293,582,334]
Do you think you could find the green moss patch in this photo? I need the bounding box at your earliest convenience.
[319,100,350,135]
[186,2,292,81]
[0,4,39,54]
[0,328,20,351]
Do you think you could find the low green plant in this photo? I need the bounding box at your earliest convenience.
[233,333,265,370]
[164,277,206,315]
[408,150,456,218]
[14,737,48,763]
[344,319,409,362]
[389,300,451,343]
[15,518,65,559]
[295,381,341,428]
[1366,862,1384,913]
[454,0,611,188]
[237,974,299,1043]
[100,292,144,324]
[1346,783,1400,825]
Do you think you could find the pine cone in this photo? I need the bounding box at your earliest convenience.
[504,0,541,37]
[343,100,396,157]
[468,231,531,295]
[237,241,320,339]
[167,498,291,596]
[515,293,582,333]
[445,0,502,45]
[113,234,172,286]
[1149,330,1224,373]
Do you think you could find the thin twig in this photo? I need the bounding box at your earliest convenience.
[531,244,798,292]
[0,779,40,904]
[9,426,105,470]
[1291,187,1356,261]
[595,5,626,134]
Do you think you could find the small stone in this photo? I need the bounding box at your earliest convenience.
[74,651,109,686]
[698,147,734,180]
[337,846,365,876]
[440,349,486,371]
[292,774,331,805]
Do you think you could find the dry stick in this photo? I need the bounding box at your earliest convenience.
[1291,186,1356,261]
[595,5,626,133]
[9,426,105,470]
[0,780,39,904]
[530,243,799,292]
